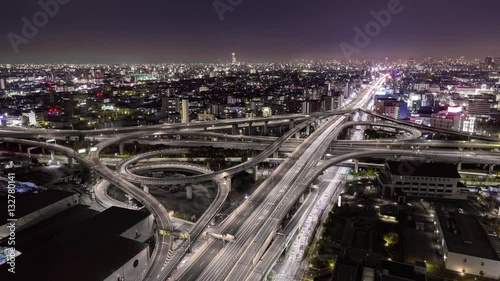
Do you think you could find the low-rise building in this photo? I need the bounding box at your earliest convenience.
[0,206,154,281]
[436,212,500,279]
[378,161,468,199]
[0,189,79,239]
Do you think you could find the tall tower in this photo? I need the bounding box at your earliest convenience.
[181,99,189,123]
[49,89,55,105]
[0,78,5,90]
[232,53,237,65]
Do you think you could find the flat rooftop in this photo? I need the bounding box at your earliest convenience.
[51,237,148,281]
[0,207,151,280]
[387,161,460,179]
[437,212,500,260]
[0,189,76,225]
[381,260,427,281]
[331,259,363,281]
[1,205,98,249]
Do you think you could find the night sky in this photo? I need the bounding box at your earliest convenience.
[0,0,499,63]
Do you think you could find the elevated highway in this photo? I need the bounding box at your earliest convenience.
[359,109,500,142]
[0,111,344,138]
[185,76,386,281]
[112,119,317,185]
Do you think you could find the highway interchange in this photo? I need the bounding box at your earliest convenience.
[1,74,500,281]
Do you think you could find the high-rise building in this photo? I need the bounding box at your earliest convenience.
[29,111,37,126]
[468,100,491,118]
[485,56,494,65]
[375,97,400,119]
[181,99,189,123]
[232,53,237,65]
[322,92,343,111]
[301,100,321,114]
[162,97,180,116]
[344,82,351,99]
[325,81,332,95]
[0,79,5,90]
[49,90,55,105]
[461,116,476,133]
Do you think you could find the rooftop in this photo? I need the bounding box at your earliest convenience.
[0,206,151,280]
[330,259,363,281]
[386,161,460,179]
[381,260,427,281]
[437,212,500,260]
[0,189,77,225]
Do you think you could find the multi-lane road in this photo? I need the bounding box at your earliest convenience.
[2,72,500,281]
[175,76,386,281]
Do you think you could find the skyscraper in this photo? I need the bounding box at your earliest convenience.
[162,97,180,116]
[181,99,189,123]
[232,53,237,65]
[0,79,5,90]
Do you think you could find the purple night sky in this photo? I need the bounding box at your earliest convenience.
[0,0,499,63]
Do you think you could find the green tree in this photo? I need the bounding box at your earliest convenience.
[384,232,400,247]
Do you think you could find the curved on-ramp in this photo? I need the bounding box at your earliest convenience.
[103,120,315,185]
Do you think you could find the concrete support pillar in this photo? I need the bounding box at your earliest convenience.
[42,148,46,154]
[248,122,253,136]
[295,132,300,139]
[225,177,231,192]
[186,185,193,200]
[176,135,181,140]
[67,157,73,168]
[457,162,462,171]
[299,193,305,204]
[203,127,208,140]
[306,125,310,135]
[489,165,496,174]
[272,151,279,159]
[143,185,149,193]
[354,159,359,174]
[289,119,295,129]
[119,142,125,155]
[50,151,55,162]
[78,134,85,142]
[253,165,259,181]
[232,124,239,135]
[18,144,22,152]
[263,121,269,136]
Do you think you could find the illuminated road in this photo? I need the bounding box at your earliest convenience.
[182,76,385,281]
[2,73,499,281]
[272,167,348,281]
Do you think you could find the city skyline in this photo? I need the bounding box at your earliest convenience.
[0,0,499,64]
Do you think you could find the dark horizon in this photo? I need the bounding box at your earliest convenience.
[1,0,499,64]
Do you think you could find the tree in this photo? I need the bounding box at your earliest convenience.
[384,232,400,247]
